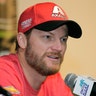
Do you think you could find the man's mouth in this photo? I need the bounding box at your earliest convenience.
[45,52,62,62]
[47,55,59,60]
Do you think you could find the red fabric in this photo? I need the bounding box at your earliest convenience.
[0,54,73,96]
[18,2,68,33]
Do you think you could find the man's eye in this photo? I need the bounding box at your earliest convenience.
[45,35,51,39]
[44,35,52,40]
[61,37,68,43]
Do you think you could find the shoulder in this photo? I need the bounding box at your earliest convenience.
[0,54,17,62]
[0,54,23,95]
[0,54,18,68]
[0,54,21,85]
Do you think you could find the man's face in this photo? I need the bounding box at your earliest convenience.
[25,25,68,76]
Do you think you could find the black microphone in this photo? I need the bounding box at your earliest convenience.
[64,73,96,96]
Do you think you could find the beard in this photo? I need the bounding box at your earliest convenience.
[25,42,64,76]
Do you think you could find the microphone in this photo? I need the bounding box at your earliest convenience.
[64,73,96,96]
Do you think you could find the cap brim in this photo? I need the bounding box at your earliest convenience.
[34,20,82,38]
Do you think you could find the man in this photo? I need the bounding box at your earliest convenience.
[0,2,82,96]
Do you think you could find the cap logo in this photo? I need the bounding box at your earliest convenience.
[21,18,32,29]
[52,6,65,18]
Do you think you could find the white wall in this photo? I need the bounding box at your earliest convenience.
[16,0,96,79]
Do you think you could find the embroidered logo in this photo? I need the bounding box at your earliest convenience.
[52,6,65,18]
[3,86,20,94]
[21,18,32,29]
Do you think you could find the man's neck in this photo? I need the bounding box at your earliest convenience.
[17,52,46,90]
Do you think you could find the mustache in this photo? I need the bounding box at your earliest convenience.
[44,52,62,58]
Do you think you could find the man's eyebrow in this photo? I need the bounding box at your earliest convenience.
[47,31,55,36]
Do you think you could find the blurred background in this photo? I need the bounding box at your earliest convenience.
[0,0,96,79]
[0,0,16,55]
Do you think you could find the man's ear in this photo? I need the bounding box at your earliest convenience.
[17,32,27,49]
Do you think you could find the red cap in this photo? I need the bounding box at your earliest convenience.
[18,2,82,38]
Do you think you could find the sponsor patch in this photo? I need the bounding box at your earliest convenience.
[3,86,20,94]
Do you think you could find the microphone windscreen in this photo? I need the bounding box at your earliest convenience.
[64,73,77,90]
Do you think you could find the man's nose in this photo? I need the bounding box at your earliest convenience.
[51,40,63,52]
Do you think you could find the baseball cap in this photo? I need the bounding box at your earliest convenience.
[18,2,82,38]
